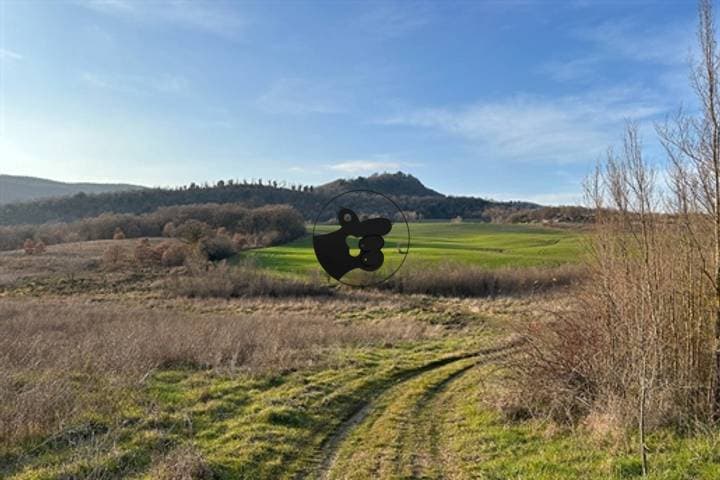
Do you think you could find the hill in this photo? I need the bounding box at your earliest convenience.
[0,174,143,205]
[0,172,537,226]
[316,172,443,197]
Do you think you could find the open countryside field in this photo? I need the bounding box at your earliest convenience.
[243,222,587,275]
[2,225,720,479]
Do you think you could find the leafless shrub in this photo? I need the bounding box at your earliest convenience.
[102,244,128,269]
[34,240,46,254]
[0,203,306,252]
[509,8,720,459]
[380,263,583,297]
[511,123,719,441]
[197,234,236,261]
[162,221,176,238]
[23,238,35,255]
[134,238,160,267]
[161,243,189,267]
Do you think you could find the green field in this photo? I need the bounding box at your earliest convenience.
[242,221,586,275]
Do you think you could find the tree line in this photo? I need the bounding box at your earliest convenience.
[0,203,305,252]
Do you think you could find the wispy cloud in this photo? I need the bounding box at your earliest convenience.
[328,160,401,174]
[77,0,247,38]
[256,78,348,115]
[576,18,694,66]
[0,48,23,62]
[541,18,694,83]
[539,56,602,82]
[325,154,414,175]
[354,2,432,39]
[81,71,189,94]
[381,88,667,164]
[483,191,583,206]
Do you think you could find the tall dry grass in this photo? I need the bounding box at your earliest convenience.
[0,299,431,445]
[164,261,332,298]
[381,263,583,297]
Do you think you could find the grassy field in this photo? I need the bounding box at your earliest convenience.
[5,228,720,479]
[242,221,586,276]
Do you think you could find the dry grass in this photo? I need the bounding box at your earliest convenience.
[150,445,214,480]
[0,238,172,287]
[164,261,333,298]
[380,263,584,297]
[0,298,434,446]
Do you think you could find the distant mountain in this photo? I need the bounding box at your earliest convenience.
[0,175,144,205]
[316,172,443,198]
[0,172,540,226]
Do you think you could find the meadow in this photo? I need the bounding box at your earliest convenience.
[4,222,719,479]
[243,221,586,275]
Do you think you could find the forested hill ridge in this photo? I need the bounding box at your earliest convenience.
[316,172,443,197]
[0,174,143,205]
[0,172,539,226]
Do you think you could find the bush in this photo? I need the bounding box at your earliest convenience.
[198,235,236,261]
[134,239,160,267]
[161,243,189,267]
[175,220,212,244]
[232,233,249,250]
[33,240,46,255]
[23,239,35,255]
[162,222,175,238]
[103,245,127,269]
[113,227,126,240]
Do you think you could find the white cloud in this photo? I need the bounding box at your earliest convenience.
[483,191,583,206]
[77,0,247,38]
[0,48,22,61]
[256,78,348,115]
[327,159,402,174]
[380,88,667,165]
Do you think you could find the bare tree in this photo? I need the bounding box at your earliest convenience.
[658,0,720,417]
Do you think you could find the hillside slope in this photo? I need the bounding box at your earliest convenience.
[0,172,536,225]
[0,174,143,205]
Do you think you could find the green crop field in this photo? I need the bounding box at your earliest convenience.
[241,221,587,275]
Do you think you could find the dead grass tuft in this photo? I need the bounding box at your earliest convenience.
[151,445,214,480]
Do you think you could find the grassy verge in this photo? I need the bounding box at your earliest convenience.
[329,360,720,480]
[1,336,492,479]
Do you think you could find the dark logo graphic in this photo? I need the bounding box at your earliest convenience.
[312,190,410,287]
[313,207,392,281]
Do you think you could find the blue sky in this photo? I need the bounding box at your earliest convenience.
[0,0,700,204]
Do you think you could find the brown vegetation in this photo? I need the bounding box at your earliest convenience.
[510,9,720,459]
[0,203,306,252]
[165,262,332,298]
[381,263,583,297]
[0,298,432,445]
